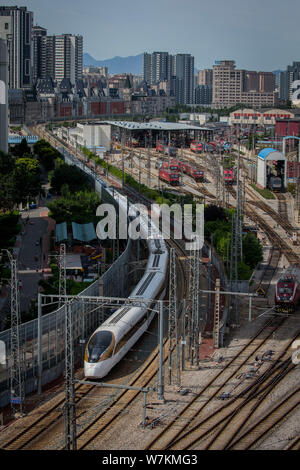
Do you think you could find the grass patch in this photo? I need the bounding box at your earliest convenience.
[250,184,275,199]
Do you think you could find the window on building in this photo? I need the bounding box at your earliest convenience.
[5,23,9,30]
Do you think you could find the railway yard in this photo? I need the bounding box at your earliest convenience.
[0,124,299,451]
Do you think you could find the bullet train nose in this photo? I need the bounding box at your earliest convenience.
[84,362,107,379]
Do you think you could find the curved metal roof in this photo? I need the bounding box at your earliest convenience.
[104,120,210,131]
[258,148,285,160]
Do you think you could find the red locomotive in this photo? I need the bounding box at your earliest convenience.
[181,162,204,181]
[159,162,180,185]
[224,168,235,185]
[156,141,177,156]
[275,265,300,312]
[190,141,203,153]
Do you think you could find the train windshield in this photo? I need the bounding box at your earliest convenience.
[278,287,293,294]
[87,330,113,363]
[170,166,179,171]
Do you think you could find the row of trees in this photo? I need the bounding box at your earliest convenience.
[0,149,41,212]
[204,205,263,280]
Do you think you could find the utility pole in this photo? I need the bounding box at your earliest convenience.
[4,250,24,416]
[188,247,201,366]
[168,248,180,385]
[139,149,141,193]
[58,244,66,308]
[64,301,77,450]
[147,145,151,188]
[213,278,220,349]
[229,135,243,326]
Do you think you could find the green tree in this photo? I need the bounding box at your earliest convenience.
[48,190,100,224]
[242,232,263,269]
[14,157,42,203]
[13,137,31,157]
[50,160,91,194]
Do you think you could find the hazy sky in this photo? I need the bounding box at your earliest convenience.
[2,0,299,70]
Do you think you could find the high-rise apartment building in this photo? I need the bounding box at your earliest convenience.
[279,62,300,101]
[212,60,276,108]
[143,51,194,104]
[194,84,212,105]
[143,52,171,84]
[258,72,275,93]
[197,69,213,86]
[0,6,33,88]
[171,53,194,105]
[39,34,83,84]
[32,25,47,83]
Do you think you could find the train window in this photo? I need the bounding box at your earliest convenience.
[87,331,113,363]
[278,287,293,294]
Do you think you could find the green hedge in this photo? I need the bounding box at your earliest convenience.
[250,183,275,200]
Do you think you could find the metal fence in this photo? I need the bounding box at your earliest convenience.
[0,160,134,406]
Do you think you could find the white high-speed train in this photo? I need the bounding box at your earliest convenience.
[84,189,168,378]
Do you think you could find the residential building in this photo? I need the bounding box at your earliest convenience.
[171,53,194,105]
[0,6,33,88]
[143,51,194,104]
[212,60,276,108]
[32,25,47,83]
[194,84,212,105]
[39,34,83,84]
[197,69,213,86]
[279,62,300,102]
[143,52,171,84]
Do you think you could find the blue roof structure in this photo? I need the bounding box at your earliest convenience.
[56,222,68,242]
[72,222,97,242]
[8,135,39,144]
[258,148,277,160]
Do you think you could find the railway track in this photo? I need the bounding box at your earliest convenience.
[0,165,190,450]
[0,379,97,450]
[145,326,300,450]
[192,336,299,450]
[144,316,287,450]
[277,193,289,220]
[226,384,300,450]
[284,434,300,450]
[258,245,281,296]
[57,227,189,450]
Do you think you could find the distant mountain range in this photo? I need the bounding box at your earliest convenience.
[83,53,143,75]
[84,52,199,75]
[83,53,284,81]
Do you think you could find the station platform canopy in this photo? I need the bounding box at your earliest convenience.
[55,222,68,243]
[72,222,97,242]
[103,120,211,131]
[66,254,83,272]
[8,135,39,144]
[257,148,287,189]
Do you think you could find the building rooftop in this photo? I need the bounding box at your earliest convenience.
[103,120,210,131]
